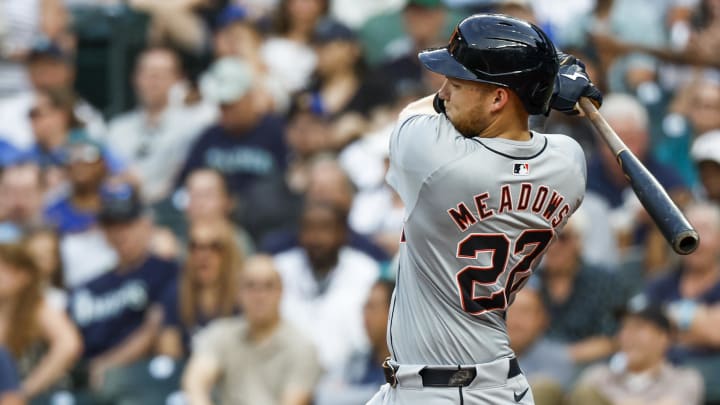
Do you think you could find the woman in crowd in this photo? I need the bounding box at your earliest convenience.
[263,0,331,94]
[157,219,243,359]
[23,228,65,310]
[0,243,81,399]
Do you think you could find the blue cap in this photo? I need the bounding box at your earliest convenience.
[215,5,249,31]
[313,19,357,44]
[28,38,73,64]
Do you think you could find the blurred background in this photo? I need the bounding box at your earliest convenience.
[0,0,719,404]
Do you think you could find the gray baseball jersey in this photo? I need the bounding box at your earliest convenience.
[386,112,586,366]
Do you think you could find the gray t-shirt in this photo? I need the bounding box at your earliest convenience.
[386,112,586,365]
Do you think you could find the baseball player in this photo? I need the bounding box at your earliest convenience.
[367,14,602,405]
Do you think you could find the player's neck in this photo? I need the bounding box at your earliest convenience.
[478,112,531,141]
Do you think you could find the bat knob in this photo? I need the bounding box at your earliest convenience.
[673,229,700,255]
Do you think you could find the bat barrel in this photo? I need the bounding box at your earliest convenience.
[578,98,700,256]
[674,229,700,255]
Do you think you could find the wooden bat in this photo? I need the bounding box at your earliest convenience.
[577,98,700,255]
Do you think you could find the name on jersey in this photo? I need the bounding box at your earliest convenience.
[446,183,571,232]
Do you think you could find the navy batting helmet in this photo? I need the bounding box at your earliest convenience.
[419,14,559,115]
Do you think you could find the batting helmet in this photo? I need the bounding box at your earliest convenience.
[419,14,559,115]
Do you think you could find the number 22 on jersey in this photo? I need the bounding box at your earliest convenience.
[455,229,553,315]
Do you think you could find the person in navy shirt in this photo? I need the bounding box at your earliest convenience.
[175,58,287,196]
[68,184,178,391]
[643,202,720,398]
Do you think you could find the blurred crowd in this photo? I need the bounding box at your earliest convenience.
[0,0,719,404]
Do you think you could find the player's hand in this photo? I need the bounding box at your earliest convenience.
[550,53,602,115]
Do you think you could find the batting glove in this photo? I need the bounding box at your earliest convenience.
[550,53,603,115]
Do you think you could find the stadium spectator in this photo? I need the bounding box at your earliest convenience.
[315,279,394,405]
[213,5,290,114]
[235,105,332,244]
[182,254,322,405]
[0,346,23,405]
[684,79,720,146]
[23,228,66,310]
[0,243,81,400]
[0,163,44,238]
[157,219,242,359]
[179,168,255,255]
[259,156,390,263]
[272,201,379,370]
[67,184,178,396]
[175,57,288,197]
[0,0,73,97]
[26,88,83,188]
[42,133,118,288]
[654,77,720,188]
[262,0,331,95]
[569,298,704,405]
[105,46,214,204]
[535,210,628,365]
[0,40,105,150]
[507,286,576,405]
[43,134,108,235]
[643,202,720,402]
[296,19,387,145]
[376,0,449,93]
[690,129,720,203]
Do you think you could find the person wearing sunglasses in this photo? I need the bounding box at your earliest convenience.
[157,219,243,360]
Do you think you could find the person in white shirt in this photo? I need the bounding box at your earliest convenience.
[273,201,379,371]
[105,46,215,204]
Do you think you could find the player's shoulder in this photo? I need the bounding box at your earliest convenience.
[539,131,584,153]
[395,111,444,133]
[536,131,586,169]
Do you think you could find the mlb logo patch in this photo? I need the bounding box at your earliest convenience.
[513,163,530,176]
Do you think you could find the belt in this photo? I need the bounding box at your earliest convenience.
[383,357,522,388]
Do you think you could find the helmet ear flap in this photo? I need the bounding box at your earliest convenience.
[526,80,554,114]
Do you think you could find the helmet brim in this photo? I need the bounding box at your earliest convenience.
[418,48,478,81]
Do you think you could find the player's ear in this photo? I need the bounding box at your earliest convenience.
[489,87,510,113]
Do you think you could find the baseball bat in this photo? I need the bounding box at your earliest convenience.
[577,98,699,255]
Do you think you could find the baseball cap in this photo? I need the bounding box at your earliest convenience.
[27,38,73,64]
[313,20,357,45]
[98,183,144,225]
[65,129,105,165]
[618,295,672,333]
[214,5,249,31]
[200,57,253,104]
[690,130,720,165]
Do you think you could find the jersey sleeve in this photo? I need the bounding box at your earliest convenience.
[386,113,466,216]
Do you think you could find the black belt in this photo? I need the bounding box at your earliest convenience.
[383,357,522,388]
